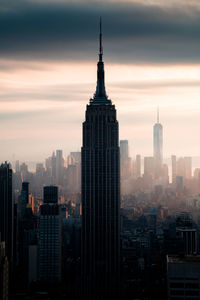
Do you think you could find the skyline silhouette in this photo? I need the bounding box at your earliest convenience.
[1,4,200,299]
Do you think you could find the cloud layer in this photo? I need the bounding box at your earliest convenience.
[1,0,200,63]
[1,1,200,163]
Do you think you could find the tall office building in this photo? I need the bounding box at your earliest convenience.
[120,140,128,163]
[39,186,61,282]
[18,202,38,288]
[144,157,154,178]
[56,150,64,186]
[0,233,9,300]
[67,152,81,193]
[176,157,192,180]
[171,155,176,185]
[20,182,29,218]
[51,151,56,183]
[136,154,141,178]
[184,157,192,179]
[81,20,120,300]
[153,108,163,179]
[120,140,131,180]
[15,160,20,173]
[43,185,58,204]
[0,162,13,264]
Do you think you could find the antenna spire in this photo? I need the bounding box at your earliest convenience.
[157,106,159,123]
[91,17,111,104]
[99,17,103,62]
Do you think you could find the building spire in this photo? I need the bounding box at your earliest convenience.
[90,18,111,105]
[99,17,103,62]
[157,106,159,123]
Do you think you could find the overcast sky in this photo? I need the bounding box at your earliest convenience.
[1,0,200,164]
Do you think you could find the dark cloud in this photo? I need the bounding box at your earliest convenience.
[0,0,200,63]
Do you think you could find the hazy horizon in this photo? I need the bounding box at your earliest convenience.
[1,0,200,162]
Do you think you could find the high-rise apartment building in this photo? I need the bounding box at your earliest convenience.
[39,186,61,282]
[81,20,120,300]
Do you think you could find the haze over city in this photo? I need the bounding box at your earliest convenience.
[2,1,200,300]
[1,0,200,162]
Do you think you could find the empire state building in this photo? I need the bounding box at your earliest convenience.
[81,20,120,300]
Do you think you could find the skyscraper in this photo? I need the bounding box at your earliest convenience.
[56,150,64,186]
[153,108,163,179]
[120,140,128,163]
[0,162,13,264]
[144,156,154,178]
[81,20,120,300]
[171,155,176,185]
[0,233,9,300]
[20,181,29,218]
[136,154,141,178]
[120,139,131,180]
[39,186,61,282]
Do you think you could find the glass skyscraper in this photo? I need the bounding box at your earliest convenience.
[153,109,163,179]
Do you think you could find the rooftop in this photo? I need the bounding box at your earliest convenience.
[168,255,200,263]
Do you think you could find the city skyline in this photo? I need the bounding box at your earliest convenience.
[1,0,200,161]
[1,4,200,298]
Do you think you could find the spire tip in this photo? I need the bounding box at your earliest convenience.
[99,17,103,61]
[157,106,159,123]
